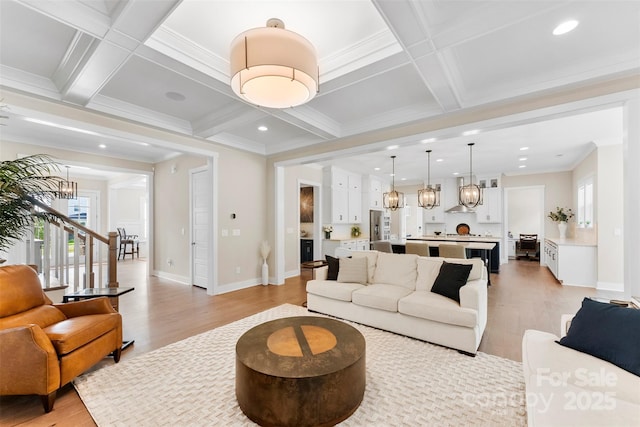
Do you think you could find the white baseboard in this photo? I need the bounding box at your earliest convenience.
[285,269,300,279]
[216,277,263,294]
[152,270,189,285]
[597,281,624,292]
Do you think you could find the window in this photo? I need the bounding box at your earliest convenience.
[577,177,594,228]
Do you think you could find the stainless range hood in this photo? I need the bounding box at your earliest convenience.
[445,178,476,213]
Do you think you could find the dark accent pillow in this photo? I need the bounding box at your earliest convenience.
[325,255,339,280]
[557,298,640,376]
[430,261,473,303]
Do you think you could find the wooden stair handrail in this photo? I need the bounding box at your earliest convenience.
[27,195,119,288]
[28,196,108,244]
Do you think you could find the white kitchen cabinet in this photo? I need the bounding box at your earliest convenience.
[544,238,596,287]
[476,187,502,223]
[323,238,369,256]
[508,238,517,259]
[368,176,383,210]
[324,167,362,224]
[348,174,362,222]
[422,182,445,224]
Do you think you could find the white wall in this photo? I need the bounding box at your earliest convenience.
[507,188,543,237]
[596,145,624,290]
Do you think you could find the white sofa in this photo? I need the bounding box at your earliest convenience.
[522,316,640,426]
[306,250,488,354]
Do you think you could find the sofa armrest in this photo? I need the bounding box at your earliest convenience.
[54,297,117,318]
[459,279,488,330]
[314,266,328,281]
[0,325,60,395]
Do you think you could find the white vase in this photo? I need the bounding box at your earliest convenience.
[261,260,269,286]
[558,221,567,239]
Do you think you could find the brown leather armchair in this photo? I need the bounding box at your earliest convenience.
[0,265,122,412]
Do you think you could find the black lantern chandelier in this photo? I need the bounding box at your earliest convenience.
[458,143,483,208]
[418,149,440,210]
[383,155,405,211]
[58,166,77,200]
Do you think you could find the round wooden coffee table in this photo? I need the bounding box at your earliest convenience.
[236,316,366,427]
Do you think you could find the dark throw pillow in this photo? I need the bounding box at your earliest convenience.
[557,298,640,377]
[430,261,473,303]
[325,255,340,280]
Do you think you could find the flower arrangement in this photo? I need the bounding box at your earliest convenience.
[548,207,574,222]
[323,225,333,233]
[260,240,271,262]
[351,226,361,237]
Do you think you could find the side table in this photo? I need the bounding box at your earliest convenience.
[63,287,135,350]
[301,260,328,280]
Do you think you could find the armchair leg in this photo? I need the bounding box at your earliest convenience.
[113,347,122,363]
[40,391,56,413]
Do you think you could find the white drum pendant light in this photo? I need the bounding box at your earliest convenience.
[230,18,319,108]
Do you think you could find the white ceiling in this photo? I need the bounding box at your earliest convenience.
[0,0,638,182]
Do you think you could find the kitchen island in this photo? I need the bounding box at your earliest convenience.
[405,235,501,273]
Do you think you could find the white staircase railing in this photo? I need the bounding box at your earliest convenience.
[26,196,118,291]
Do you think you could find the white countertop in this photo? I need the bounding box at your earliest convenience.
[407,236,502,243]
[545,237,597,247]
[324,236,370,241]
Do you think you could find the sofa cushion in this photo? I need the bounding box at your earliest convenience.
[350,251,378,283]
[372,253,418,290]
[325,255,340,280]
[0,305,67,330]
[337,257,368,285]
[44,313,121,355]
[442,258,484,281]
[306,280,365,302]
[431,261,473,303]
[0,265,46,317]
[352,284,413,312]
[398,291,478,328]
[558,298,640,377]
[415,257,443,291]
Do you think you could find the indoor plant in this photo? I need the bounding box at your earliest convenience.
[0,154,62,253]
[351,225,361,238]
[323,225,333,239]
[548,207,574,239]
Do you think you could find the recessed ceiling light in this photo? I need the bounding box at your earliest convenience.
[165,91,186,101]
[519,165,527,169]
[374,167,381,171]
[401,177,407,181]
[99,144,106,149]
[452,172,459,175]
[258,125,268,132]
[436,158,444,162]
[387,145,399,150]
[519,157,528,161]
[520,147,529,151]
[139,142,149,147]
[462,129,479,136]
[553,20,579,36]
[421,138,436,143]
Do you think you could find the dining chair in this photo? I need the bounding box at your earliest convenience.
[438,244,467,259]
[117,227,139,260]
[405,242,429,257]
[372,241,393,253]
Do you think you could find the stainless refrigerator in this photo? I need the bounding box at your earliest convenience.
[370,210,390,241]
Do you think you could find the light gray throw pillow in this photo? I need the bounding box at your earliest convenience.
[337,256,368,285]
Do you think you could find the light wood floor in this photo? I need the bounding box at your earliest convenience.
[1,258,594,426]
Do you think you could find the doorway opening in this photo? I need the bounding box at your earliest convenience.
[504,185,545,264]
[298,181,322,269]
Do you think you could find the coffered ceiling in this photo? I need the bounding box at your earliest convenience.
[0,0,638,181]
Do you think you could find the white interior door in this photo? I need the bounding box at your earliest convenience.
[190,168,209,288]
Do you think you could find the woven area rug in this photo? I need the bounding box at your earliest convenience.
[74,304,527,426]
